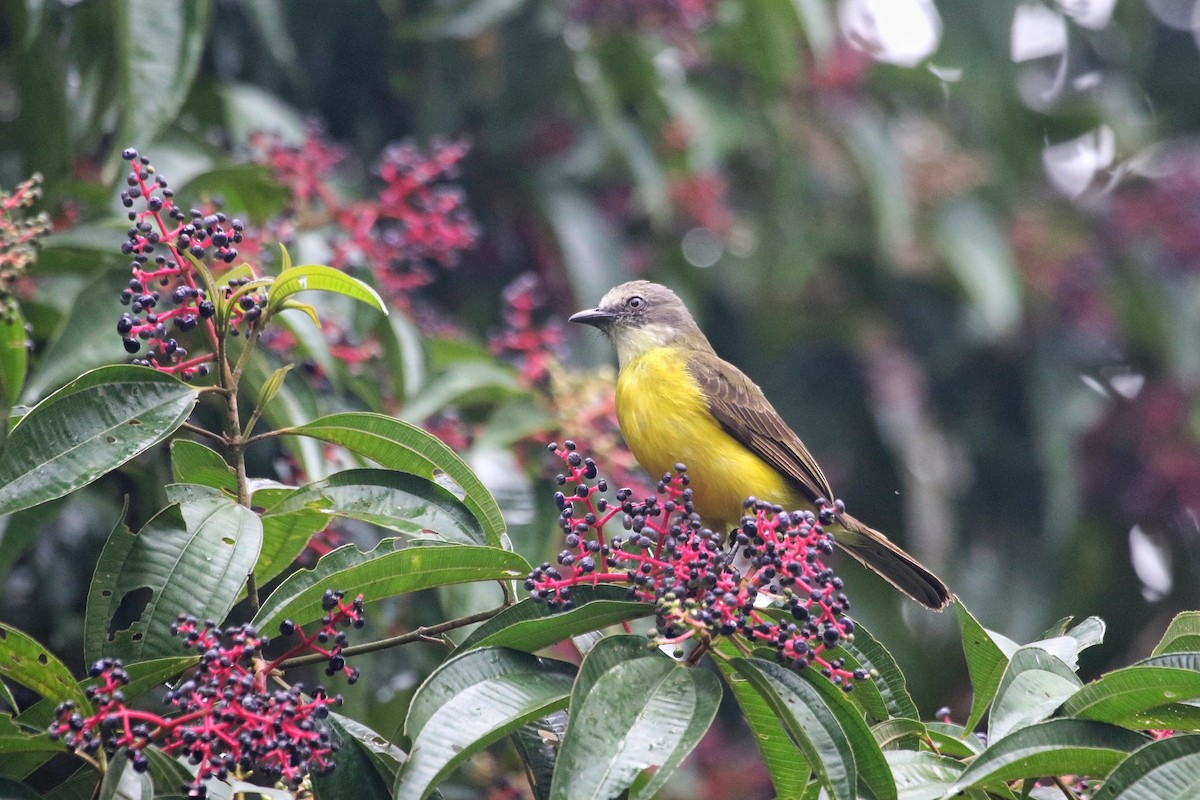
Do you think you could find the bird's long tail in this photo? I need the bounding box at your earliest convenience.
[832,514,952,611]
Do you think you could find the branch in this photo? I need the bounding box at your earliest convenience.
[274,604,509,670]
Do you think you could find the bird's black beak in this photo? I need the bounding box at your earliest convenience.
[568,308,615,328]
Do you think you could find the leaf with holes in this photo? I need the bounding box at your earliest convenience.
[0,365,198,516]
[84,496,262,663]
[0,624,90,711]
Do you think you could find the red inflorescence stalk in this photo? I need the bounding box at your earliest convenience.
[489,272,564,386]
[116,149,266,381]
[49,590,365,799]
[527,442,865,689]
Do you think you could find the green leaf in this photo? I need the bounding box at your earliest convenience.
[1060,666,1200,727]
[935,199,1023,339]
[0,365,199,516]
[176,164,292,224]
[312,713,396,800]
[170,439,235,493]
[395,648,576,800]
[948,719,1148,793]
[268,262,387,318]
[0,623,89,710]
[398,361,523,425]
[286,412,506,547]
[85,496,263,663]
[1091,734,1200,800]
[830,618,919,721]
[1154,613,1200,656]
[713,643,811,800]
[42,767,98,800]
[512,711,569,800]
[885,750,966,800]
[454,586,651,653]
[254,364,294,419]
[989,647,1082,741]
[0,306,28,411]
[376,309,426,404]
[267,468,486,545]
[252,541,530,631]
[729,657,857,800]
[98,752,152,800]
[254,507,328,586]
[956,600,1010,732]
[0,777,45,799]
[549,636,721,800]
[21,268,131,404]
[923,721,987,757]
[115,0,212,155]
[871,718,927,750]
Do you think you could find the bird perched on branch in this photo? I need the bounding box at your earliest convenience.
[570,280,951,610]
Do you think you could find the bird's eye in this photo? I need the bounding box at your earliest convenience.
[626,296,645,310]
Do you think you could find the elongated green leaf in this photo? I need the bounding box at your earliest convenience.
[795,663,896,800]
[325,712,406,785]
[989,647,1082,741]
[714,644,810,800]
[935,199,1022,339]
[268,263,386,317]
[176,164,292,224]
[115,0,212,154]
[830,619,919,721]
[41,767,97,800]
[455,586,650,653]
[730,657,857,800]
[1140,652,1200,670]
[252,541,529,631]
[287,412,505,547]
[170,439,235,493]
[0,306,28,410]
[1091,734,1200,800]
[396,648,576,800]
[1060,666,1200,726]
[268,468,486,545]
[885,750,965,800]
[512,711,569,800]
[254,507,328,585]
[0,365,198,515]
[549,636,721,800]
[871,718,927,750]
[1154,613,1200,656]
[398,361,523,425]
[0,624,89,710]
[85,496,262,663]
[313,713,396,800]
[949,719,1148,792]
[254,364,295,421]
[956,600,1010,731]
[923,721,987,757]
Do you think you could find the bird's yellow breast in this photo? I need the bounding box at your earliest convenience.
[616,346,799,530]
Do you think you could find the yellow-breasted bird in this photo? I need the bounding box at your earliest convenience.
[570,280,952,610]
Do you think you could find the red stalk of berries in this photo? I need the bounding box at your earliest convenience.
[49,590,365,798]
[526,442,864,689]
[488,272,564,386]
[117,148,264,381]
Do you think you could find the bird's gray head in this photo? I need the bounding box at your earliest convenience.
[569,281,707,366]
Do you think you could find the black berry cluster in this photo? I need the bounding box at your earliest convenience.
[527,442,865,688]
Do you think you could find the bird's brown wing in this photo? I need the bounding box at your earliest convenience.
[688,350,952,610]
[686,350,834,504]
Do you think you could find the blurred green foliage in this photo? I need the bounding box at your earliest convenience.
[4,0,1200,794]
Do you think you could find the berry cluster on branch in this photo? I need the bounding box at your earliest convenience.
[49,590,365,798]
[527,442,864,689]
